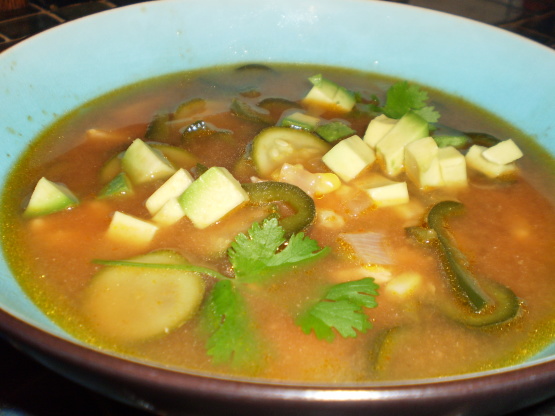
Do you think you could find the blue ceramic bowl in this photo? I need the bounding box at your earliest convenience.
[0,0,554,415]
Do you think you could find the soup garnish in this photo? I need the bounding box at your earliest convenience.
[3,64,554,382]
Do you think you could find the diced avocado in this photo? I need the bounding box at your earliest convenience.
[151,197,186,226]
[375,111,429,177]
[178,167,249,229]
[481,139,523,165]
[315,121,356,143]
[438,146,468,187]
[466,145,517,178]
[98,172,134,199]
[121,139,176,185]
[365,180,409,208]
[279,111,320,131]
[302,74,356,113]
[305,74,337,101]
[100,144,196,185]
[145,168,194,216]
[363,114,398,148]
[106,211,159,247]
[322,135,376,182]
[23,177,79,218]
[82,250,205,342]
[251,126,331,178]
[404,137,443,189]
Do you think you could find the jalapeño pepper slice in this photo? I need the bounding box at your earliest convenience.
[242,181,315,237]
[409,201,521,327]
[427,201,492,311]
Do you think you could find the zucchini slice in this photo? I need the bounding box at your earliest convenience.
[174,98,206,120]
[251,126,331,178]
[83,250,205,342]
[144,113,171,143]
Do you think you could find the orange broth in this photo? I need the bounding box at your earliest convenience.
[2,64,555,382]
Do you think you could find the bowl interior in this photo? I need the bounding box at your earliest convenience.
[1,0,554,376]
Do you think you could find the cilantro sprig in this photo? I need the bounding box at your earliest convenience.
[199,217,331,366]
[296,277,379,342]
[200,280,260,367]
[228,217,330,283]
[372,81,440,123]
[95,217,377,368]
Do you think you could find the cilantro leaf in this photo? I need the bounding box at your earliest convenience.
[325,277,379,308]
[198,218,330,366]
[379,81,440,123]
[296,300,372,341]
[270,231,328,266]
[383,81,428,118]
[228,217,329,283]
[228,218,286,280]
[296,278,379,342]
[413,106,441,124]
[200,280,259,367]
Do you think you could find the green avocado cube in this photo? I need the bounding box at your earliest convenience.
[145,168,194,216]
[23,177,79,217]
[98,172,134,199]
[106,211,159,248]
[121,139,176,185]
[376,111,429,176]
[178,167,249,229]
[302,74,356,113]
[322,135,376,182]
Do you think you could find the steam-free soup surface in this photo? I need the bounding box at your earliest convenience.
[2,64,554,382]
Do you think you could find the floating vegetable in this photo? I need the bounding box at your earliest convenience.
[408,201,521,326]
[242,181,316,237]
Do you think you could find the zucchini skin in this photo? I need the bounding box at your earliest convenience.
[251,126,331,178]
[144,113,171,143]
[242,181,315,237]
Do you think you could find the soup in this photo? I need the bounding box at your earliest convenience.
[2,64,554,383]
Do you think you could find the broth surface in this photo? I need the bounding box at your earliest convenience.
[2,64,554,382]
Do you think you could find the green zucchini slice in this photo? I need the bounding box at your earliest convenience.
[83,250,205,342]
[251,126,331,178]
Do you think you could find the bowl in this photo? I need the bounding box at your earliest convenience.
[0,0,554,415]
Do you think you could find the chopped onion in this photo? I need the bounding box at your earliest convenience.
[339,232,393,265]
